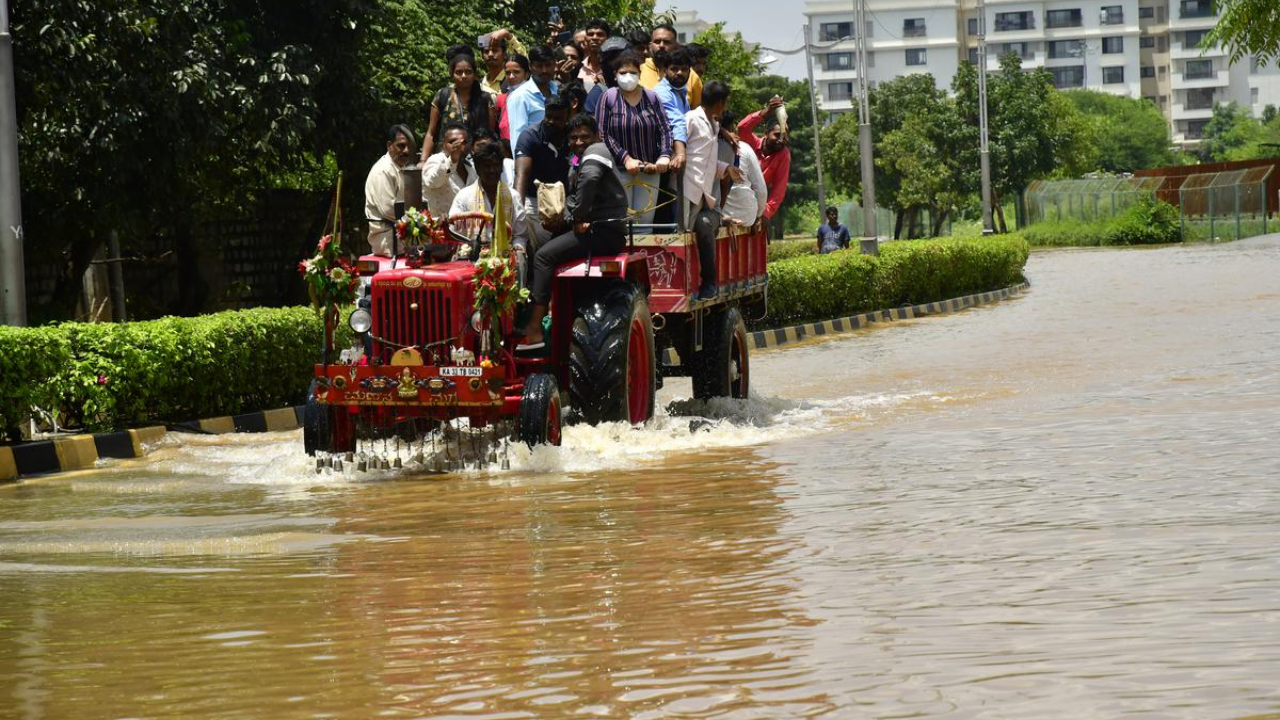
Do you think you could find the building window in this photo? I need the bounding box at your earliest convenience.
[1141,65,1156,77]
[1101,6,1124,24]
[1186,119,1209,139]
[968,18,978,35]
[1183,29,1210,48]
[824,52,854,70]
[1139,6,1154,18]
[1102,37,1124,54]
[1159,36,1168,51]
[1102,66,1125,84]
[677,32,687,43]
[994,11,1034,31]
[1159,65,1167,77]
[906,48,927,66]
[904,18,926,37]
[1141,36,1155,48]
[1000,42,1034,60]
[1159,94,1167,107]
[1186,88,1215,109]
[820,22,853,41]
[1185,58,1213,79]
[1046,9,1083,28]
[968,47,979,64]
[1048,39,1085,60]
[1143,95,1158,104]
[1050,66,1085,89]
[1180,0,1214,19]
[1252,87,1259,104]
[827,82,854,101]
[1157,5,1167,21]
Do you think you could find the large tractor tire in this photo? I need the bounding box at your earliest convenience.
[690,305,750,400]
[569,282,657,425]
[518,373,563,447]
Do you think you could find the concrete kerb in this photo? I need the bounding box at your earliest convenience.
[2,281,1029,483]
[1,406,306,483]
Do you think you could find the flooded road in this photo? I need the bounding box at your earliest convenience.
[2,237,1279,719]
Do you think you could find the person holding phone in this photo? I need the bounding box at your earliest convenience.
[479,28,529,96]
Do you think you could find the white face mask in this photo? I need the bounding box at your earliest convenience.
[616,72,640,92]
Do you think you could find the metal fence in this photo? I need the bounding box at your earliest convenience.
[1025,169,1274,242]
[1026,176,1169,224]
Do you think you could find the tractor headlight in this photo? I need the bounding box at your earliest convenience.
[349,308,373,334]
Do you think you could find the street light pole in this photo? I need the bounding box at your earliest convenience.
[0,0,26,326]
[801,24,827,213]
[854,0,877,254]
[977,0,994,235]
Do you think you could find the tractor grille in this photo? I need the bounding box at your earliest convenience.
[373,286,456,360]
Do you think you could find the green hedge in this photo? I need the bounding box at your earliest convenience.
[2,236,1028,435]
[1,307,334,437]
[760,235,1029,328]
[766,238,817,263]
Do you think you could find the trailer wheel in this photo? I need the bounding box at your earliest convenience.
[569,282,656,425]
[690,306,750,400]
[519,373,563,447]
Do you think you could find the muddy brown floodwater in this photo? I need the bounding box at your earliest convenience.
[2,237,1279,720]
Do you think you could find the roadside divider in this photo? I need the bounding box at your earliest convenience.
[3,281,1029,483]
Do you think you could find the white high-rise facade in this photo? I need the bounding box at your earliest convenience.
[803,0,1280,147]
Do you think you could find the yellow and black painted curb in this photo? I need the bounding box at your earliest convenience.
[1,406,306,482]
[661,281,1030,366]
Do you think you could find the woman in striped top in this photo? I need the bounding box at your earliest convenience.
[594,51,673,225]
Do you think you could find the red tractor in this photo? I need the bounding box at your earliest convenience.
[305,205,767,469]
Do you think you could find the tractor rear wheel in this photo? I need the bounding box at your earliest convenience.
[690,306,750,400]
[569,282,656,425]
[518,373,563,447]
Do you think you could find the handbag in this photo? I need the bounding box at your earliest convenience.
[535,180,566,226]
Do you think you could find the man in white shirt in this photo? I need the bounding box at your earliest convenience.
[422,123,474,219]
[682,81,732,300]
[364,124,417,256]
[448,139,527,257]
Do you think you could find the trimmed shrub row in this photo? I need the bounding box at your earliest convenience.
[2,235,1028,436]
[1,307,337,437]
[759,234,1029,329]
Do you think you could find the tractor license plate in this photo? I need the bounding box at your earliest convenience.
[439,366,484,377]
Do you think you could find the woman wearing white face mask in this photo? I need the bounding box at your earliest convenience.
[594,51,673,225]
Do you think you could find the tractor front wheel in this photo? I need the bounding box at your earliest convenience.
[519,373,563,447]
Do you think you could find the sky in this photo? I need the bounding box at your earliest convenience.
[664,1,812,81]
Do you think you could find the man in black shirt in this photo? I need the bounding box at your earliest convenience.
[513,95,571,251]
[519,113,629,349]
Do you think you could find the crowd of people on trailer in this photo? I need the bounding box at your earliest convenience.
[365,19,793,349]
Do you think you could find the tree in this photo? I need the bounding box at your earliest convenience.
[953,55,1093,230]
[1063,90,1170,173]
[692,23,762,90]
[1199,102,1264,162]
[1205,0,1280,65]
[822,73,970,237]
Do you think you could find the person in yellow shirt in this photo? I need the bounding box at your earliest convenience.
[639,24,702,108]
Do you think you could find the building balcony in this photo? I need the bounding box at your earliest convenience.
[1171,42,1224,59]
[1172,69,1230,88]
[1172,103,1215,119]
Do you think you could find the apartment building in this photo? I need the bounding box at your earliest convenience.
[804,0,1280,146]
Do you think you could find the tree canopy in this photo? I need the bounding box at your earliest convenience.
[1205,0,1280,65]
[1061,90,1171,173]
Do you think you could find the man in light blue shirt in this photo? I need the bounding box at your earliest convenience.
[652,48,693,171]
[507,46,560,150]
